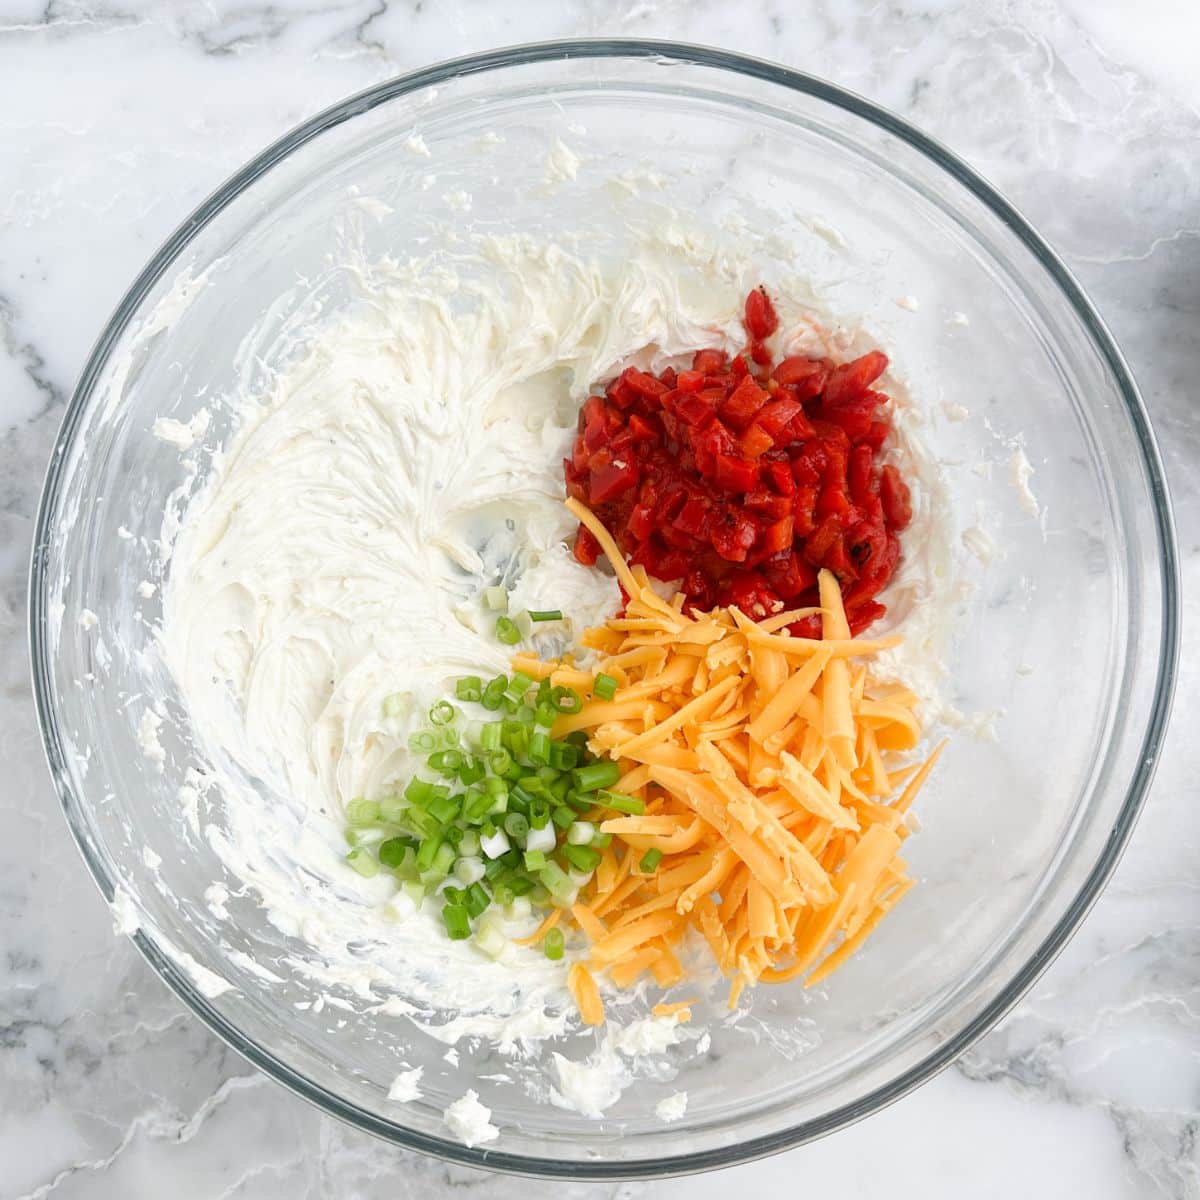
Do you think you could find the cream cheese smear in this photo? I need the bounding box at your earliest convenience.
[156,220,955,1137]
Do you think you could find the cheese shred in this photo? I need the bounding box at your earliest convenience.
[528,500,945,1019]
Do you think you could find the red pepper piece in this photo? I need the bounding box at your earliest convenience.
[719,375,769,430]
[573,524,601,566]
[710,509,758,562]
[823,350,888,405]
[714,454,759,493]
[880,464,913,530]
[692,348,727,375]
[738,425,774,460]
[755,396,803,441]
[588,450,639,504]
[744,286,779,340]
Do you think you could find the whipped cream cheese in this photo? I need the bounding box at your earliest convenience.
[154,210,960,1128]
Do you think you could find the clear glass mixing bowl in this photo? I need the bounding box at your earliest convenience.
[30,42,1178,1178]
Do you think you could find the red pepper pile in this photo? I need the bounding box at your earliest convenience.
[564,287,913,636]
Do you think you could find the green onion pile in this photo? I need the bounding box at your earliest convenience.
[343,667,645,958]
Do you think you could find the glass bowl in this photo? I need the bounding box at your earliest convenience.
[30,41,1178,1178]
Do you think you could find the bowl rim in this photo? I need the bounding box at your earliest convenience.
[28,37,1181,1180]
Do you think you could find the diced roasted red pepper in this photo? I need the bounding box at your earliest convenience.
[823,350,888,406]
[880,464,913,530]
[710,509,758,562]
[721,570,782,619]
[692,348,727,374]
[847,444,875,505]
[744,286,779,341]
[562,287,910,637]
[738,424,775,460]
[743,489,792,520]
[671,388,718,428]
[588,450,639,504]
[759,514,794,556]
[763,459,796,496]
[622,367,670,404]
[573,524,601,566]
[714,454,758,493]
[774,356,826,392]
[720,375,769,430]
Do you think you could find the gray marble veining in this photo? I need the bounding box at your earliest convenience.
[1,1,1196,1197]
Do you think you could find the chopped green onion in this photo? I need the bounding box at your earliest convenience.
[552,806,576,830]
[481,675,507,711]
[455,676,483,702]
[549,775,572,803]
[462,788,492,823]
[443,903,471,940]
[565,791,593,813]
[599,790,645,815]
[344,798,381,827]
[457,756,486,786]
[574,760,621,792]
[506,726,530,760]
[548,741,578,771]
[640,848,664,873]
[567,821,595,845]
[495,616,521,645]
[593,673,618,701]
[503,811,530,840]
[431,841,456,876]
[378,794,407,824]
[474,920,508,959]
[550,685,582,714]
[480,827,511,859]
[543,927,565,960]
[346,847,379,877]
[529,801,551,831]
[382,692,408,718]
[488,749,513,777]
[458,829,480,857]
[484,586,509,612]
[379,837,415,869]
[444,824,465,847]
[345,827,385,847]
[565,730,590,747]
[428,748,465,775]
[415,835,443,871]
[523,849,547,871]
[527,609,563,623]
[507,672,535,703]
[401,879,426,907]
[534,701,558,729]
[509,874,535,896]
[592,831,613,850]
[564,843,602,872]
[480,722,503,752]
[454,855,486,885]
[539,861,570,896]
[516,703,537,726]
[483,855,509,881]
[404,805,441,838]
[429,700,457,726]
[405,777,435,807]
[464,883,491,918]
[427,793,461,823]
[529,731,552,765]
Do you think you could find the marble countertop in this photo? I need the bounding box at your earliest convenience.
[1,2,1196,1197]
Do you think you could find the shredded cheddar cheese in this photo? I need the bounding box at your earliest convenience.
[521,499,945,1021]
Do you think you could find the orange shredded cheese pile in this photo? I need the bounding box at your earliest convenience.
[517,499,945,1022]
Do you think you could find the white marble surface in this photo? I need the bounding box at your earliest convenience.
[1,1,1197,1196]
